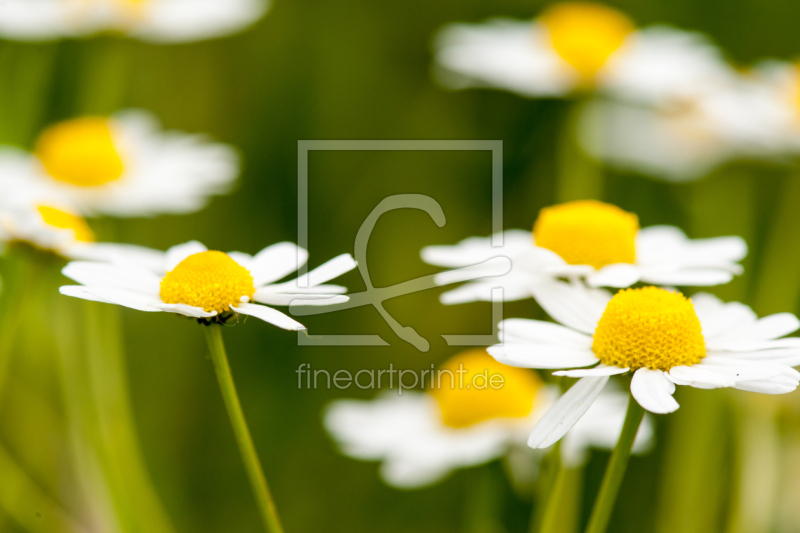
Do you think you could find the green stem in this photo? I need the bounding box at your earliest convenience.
[538,464,582,533]
[752,172,800,316]
[204,324,284,533]
[83,303,175,533]
[0,251,45,397]
[557,98,603,203]
[584,394,645,533]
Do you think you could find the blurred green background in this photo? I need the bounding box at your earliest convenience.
[3,0,800,532]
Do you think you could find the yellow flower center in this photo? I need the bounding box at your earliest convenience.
[160,251,256,314]
[539,2,635,83]
[430,349,542,429]
[593,287,706,371]
[533,200,639,269]
[35,117,124,188]
[37,205,95,243]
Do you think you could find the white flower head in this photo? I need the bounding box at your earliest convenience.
[489,281,800,449]
[433,2,733,104]
[0,203,97,257]
[578,67,800,181]
[422,200,746,303]
[324,349,652,488]
[0,0,269,43]
[0,110,239,218]
[59,240,357,329]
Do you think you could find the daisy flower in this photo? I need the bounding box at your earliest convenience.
[324,350,652,488]
[0,203,96,257]
[488,281,800,449]
[0,0,269,43]
[0,110,239,217]
[422,200,746,303]
[59,240,357,329]
[433,2,732,104]
[578,70,797,181]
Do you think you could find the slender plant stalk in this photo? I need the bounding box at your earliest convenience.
[584,395,645,533]
[83,303,176,533]
[204,324,284,533]
[0,251,44,393]
[557,98,603,203]
[538,463,582,533]
[753,171,800,316]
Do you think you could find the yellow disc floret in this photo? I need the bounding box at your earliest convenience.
[160,251,256,314]
[430,349,542,429]
[35,117,124,188]
[539,2,635,83]
[533,200,639,269]
[593,287,706,371]
[37,205,95,243]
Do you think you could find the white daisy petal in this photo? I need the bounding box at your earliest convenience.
[434,20,576,98]
[732,376,799,395]
[59,285,166,313]
[165,241,207,271]
[498,319,593,349]
[586,263,641,288]
[250,242,309,286]
[156,303,216,318]
[530,280,610,334]
[62,261,161,294]
[421,229,534,267]
[255,293,349,306]
[488,343,599,369]
[431,256,512,286]
[282,254,357,289]
[231,303,306,331]
[553,365,629,378]
[667,365,736,389]
[527,376,610,449]
[630,368,679,414]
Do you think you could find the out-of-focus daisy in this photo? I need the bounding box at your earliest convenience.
[579,68,798,181]
[59,240,356,329]
[433,2,732,103]
[324,349,652,488]
[0,204,96,257]
[0,110,238,217]
[0,0,269,43]
[489,281,800,448]
[422,200,746,302]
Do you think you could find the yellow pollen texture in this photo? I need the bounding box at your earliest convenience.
[430,349,542,429]
[35,117,124,188]
[533,200,639,269]
[592,287,706,371]
[37,205,95,243]
[160,251,256,314]
[539,2,635,82]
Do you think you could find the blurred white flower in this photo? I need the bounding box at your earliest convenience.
[579,64,800,181]
[59,240,356,328]
[433,2,732,104]
[324,350,652,488]
[489,282,800,449]
[0,110,239,218]
[0,0,269,43]
[0,203,96,257]
[422,200,746,302]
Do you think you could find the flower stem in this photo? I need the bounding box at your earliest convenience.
[204,324,284,533]
[538,463,582,533]
[557,98,603,203]
[584,394,645,533]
